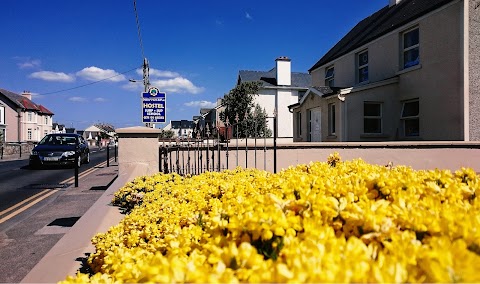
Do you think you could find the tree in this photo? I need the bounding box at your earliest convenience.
[159,129,175,138]
[219,81,271,138]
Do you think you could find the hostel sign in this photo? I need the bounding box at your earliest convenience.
[142,87,166,123]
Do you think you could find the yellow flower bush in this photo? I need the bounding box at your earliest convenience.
[61,153,480,283]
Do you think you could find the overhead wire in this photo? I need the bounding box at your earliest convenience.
[133,0,146,60]
[37,66,141,96]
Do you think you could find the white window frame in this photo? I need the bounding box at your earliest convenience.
[27,112,32,122]
[401,99,419,137]
[357,50,369,83]
[328,103,336,135]
[27,128,32,140]
[401,27,419,69]
[363,102,382,134]
[324,66,334,87]
[0,105,5,125]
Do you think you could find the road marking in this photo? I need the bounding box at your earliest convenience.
[0,190,58,224]
[0,189,51,217]
[0,158,116,224]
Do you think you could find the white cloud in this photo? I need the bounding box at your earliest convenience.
[94,97,107,102]
[245,12,253,20]
[137,68,180,78]
[69,96,87,102]
[151,77,205,94]
[29,71,75,82]
[185,100,216,108]
[76,66,126,82]
[18,59,41,69]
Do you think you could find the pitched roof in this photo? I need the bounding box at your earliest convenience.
[37,105,54,115]
[309,0,455,72]
[0,88,55,114]
[238,67,311,88]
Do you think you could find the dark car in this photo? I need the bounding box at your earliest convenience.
[29,133,90,169]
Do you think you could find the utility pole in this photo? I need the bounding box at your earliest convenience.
[142,58,155,128]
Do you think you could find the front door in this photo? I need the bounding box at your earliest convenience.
[309,108,321,142]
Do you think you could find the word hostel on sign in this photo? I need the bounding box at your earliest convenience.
[142,87,166,123]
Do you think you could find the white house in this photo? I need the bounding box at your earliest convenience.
[234,57,311,141]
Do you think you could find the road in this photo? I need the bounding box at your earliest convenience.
[0,147,119,283]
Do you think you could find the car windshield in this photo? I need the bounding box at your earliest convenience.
[39,135,77,146]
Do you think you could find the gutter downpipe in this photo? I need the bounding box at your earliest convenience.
[17,108,22,143]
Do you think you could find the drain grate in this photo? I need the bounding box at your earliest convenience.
[23,183,71,189]
[47,217,80,227]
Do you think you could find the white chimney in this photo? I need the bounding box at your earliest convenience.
[276,56,291,86]
[21,90,32,100]
[389,0,402,7]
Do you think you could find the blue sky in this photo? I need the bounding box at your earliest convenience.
[0,0,387,130]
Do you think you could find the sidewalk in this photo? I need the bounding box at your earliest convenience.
[20,161,133,283]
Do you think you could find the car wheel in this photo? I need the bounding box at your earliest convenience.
[85,152,90,164]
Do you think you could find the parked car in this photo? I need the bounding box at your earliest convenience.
[29,133,90,169]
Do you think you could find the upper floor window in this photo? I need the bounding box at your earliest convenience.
[364,102,382,134]
[357,50,369,83]
[325,66,334,87]
[0,105,5,125]
[27,112,32,122]
[45,116,49,125]
[328,103,336,135]
[402,27,419,69]
[401,99,419,137]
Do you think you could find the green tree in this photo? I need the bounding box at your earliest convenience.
[159,129,175,139]
[220,81,271,138]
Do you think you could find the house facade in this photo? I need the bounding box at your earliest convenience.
[235,57,311,141]
[290,0,479,142]
[0,88,54,143]
[163,120,195,138]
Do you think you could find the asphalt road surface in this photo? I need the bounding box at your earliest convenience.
[0,147,118,283]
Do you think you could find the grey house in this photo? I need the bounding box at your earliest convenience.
[290,0,479,142]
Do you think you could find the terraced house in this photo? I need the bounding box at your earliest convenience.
[290,0,479,142]
[0,88,54,143]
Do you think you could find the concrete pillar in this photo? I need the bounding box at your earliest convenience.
[116,126,161,178]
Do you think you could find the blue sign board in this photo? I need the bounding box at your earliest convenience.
[142,87,166,123]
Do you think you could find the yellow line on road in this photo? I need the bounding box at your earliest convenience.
[0,189,51,217]
[0,158,115,224]
[0,189,58,224]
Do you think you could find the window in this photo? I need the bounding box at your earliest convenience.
[0,105,5,125]
[401,100,419,137]
[28,112,32,122]
[328,103,336,135]
[27,128,32,140]
[325,66,334,87]
[402,27,419,69]
[0,128,5,143]
[296,111,302,137]
[44,130,48,137]
[45,116,49,125]
[364,102,382,133]
[357,50,369,83]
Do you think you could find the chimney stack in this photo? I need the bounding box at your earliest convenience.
[21,90,32,100]
[276,56,291,86]
[389,0,402,7]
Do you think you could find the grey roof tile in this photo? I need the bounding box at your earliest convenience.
[309,0,455,72]
[238,67,311,88]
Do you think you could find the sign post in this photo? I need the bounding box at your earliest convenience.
[142,87,166,124]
